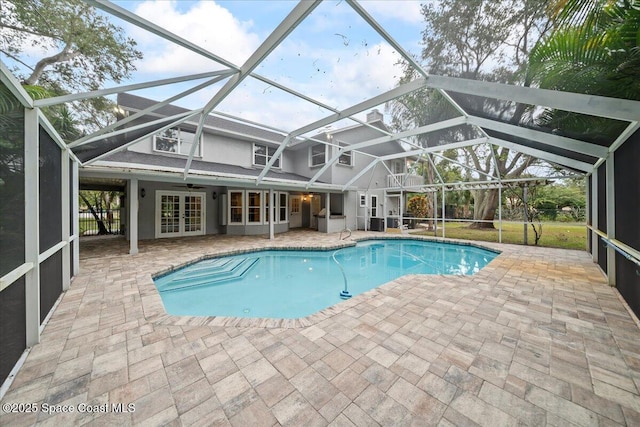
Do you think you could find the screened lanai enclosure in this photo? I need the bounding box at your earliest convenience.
[1,0,639,394]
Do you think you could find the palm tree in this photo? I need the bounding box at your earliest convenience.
[530,0,640,101]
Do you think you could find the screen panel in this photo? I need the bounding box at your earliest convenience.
[0,82,26,277]
[0,276,26,384]
[597,164,607,273]
[587,175,592,254]
[614,129,640,318]
[39,126,62,252]
[40,249,63,323]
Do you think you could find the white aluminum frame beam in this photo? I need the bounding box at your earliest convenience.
[88,0,239,70]
[78,110,197,149]
[252,74,398,143]
[70,75,227,148]
[346,0,429,79]
[0,61,33,107]
[489,137,593,173]
[306,116,466,187]
[24,108,40,346]
[34,70,235,107]
[379,137,488,161]
[606,155,616,285]
[342,159,380,191]
[431,152,497,181]
[339,137,486,191]
[184,0,321,178]
[81,109,202,166]
[257,77,429,185]
[427,74,640,122]
[608,121,639,154]
[426,153,444,184]
[468,115,608,159]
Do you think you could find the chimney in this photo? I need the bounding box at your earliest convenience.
[366,109,383,123]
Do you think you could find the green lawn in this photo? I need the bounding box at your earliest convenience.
[411,221,587,250]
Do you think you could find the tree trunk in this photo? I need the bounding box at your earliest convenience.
[80,193,109,235]
[469,189,498,229]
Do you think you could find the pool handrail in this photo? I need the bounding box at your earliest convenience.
[332,250,352,298]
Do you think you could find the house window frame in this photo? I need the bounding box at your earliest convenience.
[309,144,327,167]
[253,143,281,169]
[228,190,244,225]
[290,196,301,214]
[279,192,288,223]
[153,127,203,157]
[337,142,353,167]
[247,191,263,224]
[359,192,367,207]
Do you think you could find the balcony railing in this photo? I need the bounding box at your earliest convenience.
[386,173,425,189]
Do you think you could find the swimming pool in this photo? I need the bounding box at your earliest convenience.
[153,239,498,319]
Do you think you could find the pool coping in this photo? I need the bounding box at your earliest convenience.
[141,235,503,329]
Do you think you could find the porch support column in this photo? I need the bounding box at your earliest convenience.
[325,192,331,234]
[399,190,403,229]
[585,175,590,252]
[72,161,80,275]
[591,171,598,262]
[364,191,368,231]
[433,191,438,236]
[24,108,40,346]
[442,185,446,238]
[269,189,275,240]
[61,149,70,290]
[498,186,503,243]
[129,178,139,255]
[606,156,615,286]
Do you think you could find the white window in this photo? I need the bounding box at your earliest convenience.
[227,190,288,225]
[279,192,288,223]
[371,195,378,217]
[228,191,244,224]
[264,191,288,224]
[253,144,280,168]
[338,142,353,166]
[290,196,300,214]
[247,191,262,224]
[309,144,326,167]
[264,191,273,224]
[154,127,202,156]
[359,192,367,207]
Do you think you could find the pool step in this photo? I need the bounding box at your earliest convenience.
[157,258,259,292]
[172,258,240,279]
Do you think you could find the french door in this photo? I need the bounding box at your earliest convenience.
[156,191,206,238]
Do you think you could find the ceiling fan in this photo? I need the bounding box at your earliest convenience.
[173,183,206,190]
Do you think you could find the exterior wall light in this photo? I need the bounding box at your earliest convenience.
[212,191,217,200]
[140,188,146,198]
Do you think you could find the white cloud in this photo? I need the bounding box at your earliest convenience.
[360,1,424,25]
[130,1,260,74]
[122,1,407,131]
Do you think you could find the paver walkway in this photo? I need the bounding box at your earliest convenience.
[1,231,639,426]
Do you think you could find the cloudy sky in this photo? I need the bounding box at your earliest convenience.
[111,0,427,133]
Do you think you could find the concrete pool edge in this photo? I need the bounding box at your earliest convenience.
[141,236,503,329]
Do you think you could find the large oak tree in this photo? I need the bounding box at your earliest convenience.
[1,0,143,134]
[390,0,553,228]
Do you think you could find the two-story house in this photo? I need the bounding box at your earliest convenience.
[79,94,422,248]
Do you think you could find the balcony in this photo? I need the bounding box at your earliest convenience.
[386,173,425,189]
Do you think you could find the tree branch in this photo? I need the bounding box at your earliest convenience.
[25,43,78,85]
[0,22,62,41]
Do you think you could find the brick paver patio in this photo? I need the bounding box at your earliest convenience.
[1,230,639,426]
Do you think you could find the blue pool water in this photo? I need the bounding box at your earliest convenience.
[154,239,498,319]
